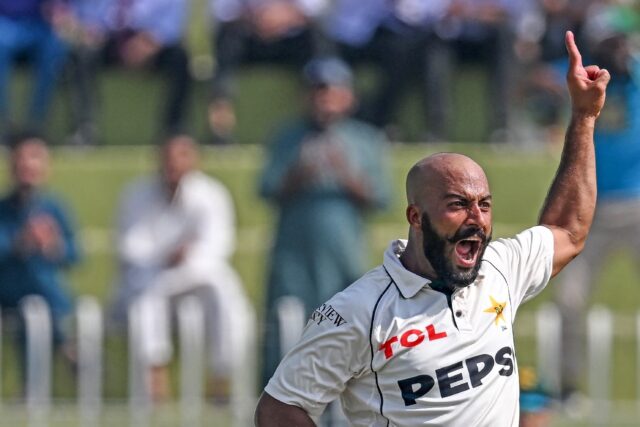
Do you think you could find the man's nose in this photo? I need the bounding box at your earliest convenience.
[466,203,488,228]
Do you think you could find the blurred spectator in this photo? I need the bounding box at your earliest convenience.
[0,1,70,139]
[555,3,640,405]
[66,0,192,145]
[519,366,553,427]
[322,0,452,141]
[207,0,328,144]
[110,134,253,401]
[0,133,80,373]
[434,0,531,142]
[514,0,591,147]
[259,57,390,385]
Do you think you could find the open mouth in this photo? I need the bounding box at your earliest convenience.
[454,238,481,268]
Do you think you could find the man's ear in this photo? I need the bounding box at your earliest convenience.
[406,204,422,230]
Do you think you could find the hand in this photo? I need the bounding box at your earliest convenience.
[166,244,188,267]
[120,32,161,68]
[252,3,306,40]
[565,31,610,118]
[22,214,62,259]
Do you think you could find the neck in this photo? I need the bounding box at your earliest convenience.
[429,279,455,296]
[399,238,437,282]
[13,185,35,203]
[165,183,178,200]
[400,237,456,296]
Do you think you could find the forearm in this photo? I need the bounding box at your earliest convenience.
[255,393,316,427]
[539,114,597,247]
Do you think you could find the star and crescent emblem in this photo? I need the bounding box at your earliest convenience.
[483,295,507,325]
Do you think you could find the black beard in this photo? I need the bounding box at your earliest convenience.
[421,212,491,292]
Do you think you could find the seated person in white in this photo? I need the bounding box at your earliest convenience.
[111,134,254,400]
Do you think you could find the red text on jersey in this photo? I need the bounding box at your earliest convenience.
[379,324,448,359]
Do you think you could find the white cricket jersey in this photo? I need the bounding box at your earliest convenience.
[265,226,554,426]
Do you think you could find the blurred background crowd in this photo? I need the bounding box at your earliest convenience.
[0,0,639,425]
[1,0,638,147]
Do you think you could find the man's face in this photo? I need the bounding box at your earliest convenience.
[160,136,197,188]
[310,84,355,126]
[11,139,50,190]
[418,170,493,289]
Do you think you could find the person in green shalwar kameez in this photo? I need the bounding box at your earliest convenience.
[259,57,391,386]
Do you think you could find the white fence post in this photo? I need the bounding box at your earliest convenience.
[0,306,3,409]
[231,302,257,427]
[77,296,103,426]
[636,311,640,415]
[535,302,562,395]
[21,295,52,427]
[636,312,640,417]
[587,305,613,425]
[177,296,205,427]
[128,300,151,427]
[276,296,306,356]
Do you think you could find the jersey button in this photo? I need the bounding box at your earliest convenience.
[455,310,463,318]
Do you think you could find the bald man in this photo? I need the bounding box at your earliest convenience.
[255,31,609,426]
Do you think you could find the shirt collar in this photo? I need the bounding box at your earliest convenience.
[383,239,433,299]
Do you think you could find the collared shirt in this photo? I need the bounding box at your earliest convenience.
[114,170,236,302]
[265,226,554,426]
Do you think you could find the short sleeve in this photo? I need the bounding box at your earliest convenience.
[484,226,554,311]
[264,293,370,422]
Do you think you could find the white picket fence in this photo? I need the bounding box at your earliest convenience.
[0,294,256,427]
[3,296,640,426]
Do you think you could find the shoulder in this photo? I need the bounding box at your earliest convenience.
[312,266,396,331]
[485,226,552,257]
[267,119,310,147]
[119,175,162,213]
[121,176,156,198]
[182,171,233,200]
[338,118,386,141]
[482,226,554,273]
[38,191,74,214]
[185,170,226,189]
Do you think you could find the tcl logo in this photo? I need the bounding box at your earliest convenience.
[379,324,448,359]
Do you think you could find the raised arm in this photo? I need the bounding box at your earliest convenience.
[255,392,316,427]
[539,31,610,277]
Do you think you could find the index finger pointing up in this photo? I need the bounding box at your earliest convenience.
[565,30,583,71]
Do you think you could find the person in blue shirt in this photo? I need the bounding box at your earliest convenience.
[555,6,640,404]
[0,133,80,363]
[0,0,70,138]
[259,57,391,386]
